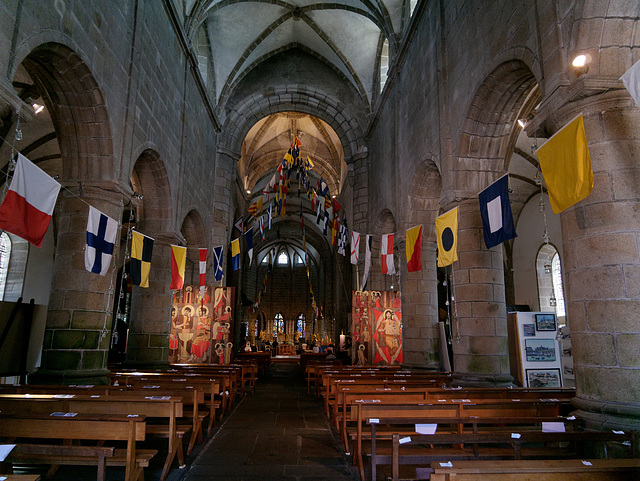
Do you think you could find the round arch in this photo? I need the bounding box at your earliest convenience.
[20,42,114,181]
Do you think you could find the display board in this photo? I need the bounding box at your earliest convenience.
[169,286,235,364]
[352,290,402,365]
[507,311,563,387]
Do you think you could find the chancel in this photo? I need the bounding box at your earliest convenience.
[1,1,640,480]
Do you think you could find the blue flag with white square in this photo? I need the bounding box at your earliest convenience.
[478,174,517,249]
[85,206,117,275]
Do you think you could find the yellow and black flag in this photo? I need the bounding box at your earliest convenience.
[131,230,154,287]
[435,207,458,267]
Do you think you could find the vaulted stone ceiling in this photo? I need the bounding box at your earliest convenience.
[179,0,412,111]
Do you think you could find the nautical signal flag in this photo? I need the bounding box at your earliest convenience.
[436,207,458,267]
[259,215,265,241]
[199,248,207,297]
[381,233,395,275]
[361,235,372,289]
[351,231,360,265]
[621,57,640,108]
[170,245,187,290]
[247,197,263,220]
[244,227,254,265]
[85,206,117,276]
[0,153,61,247]
[536,114,593,214]
[406,225,422,272]
[231,238,241,271]
[478,174,517,249]
[131,230,154,287]
[213,245,224,281]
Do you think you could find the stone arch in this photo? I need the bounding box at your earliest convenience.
[402,159,443,368]
[456,59,538,193]
[19,42,114,181]
[180,209,207,285]
[221,87,365,163]
[131,149,173,233]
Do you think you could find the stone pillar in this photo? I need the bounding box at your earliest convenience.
[127,231,180,365]
[35,183,127,384]
[546,94,640,430]
[450,198,511,386]
[398,238,440,369]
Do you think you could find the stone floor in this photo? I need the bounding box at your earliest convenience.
[180,363,359,481]
[9,363,359,481]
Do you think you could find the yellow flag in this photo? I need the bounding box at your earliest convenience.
[436,207,458,267]
[170,245,187,290]
[536,114,593,214]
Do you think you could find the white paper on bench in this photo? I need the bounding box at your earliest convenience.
[440,461,453,467]
[582,460,593,466]
[542,422,565,433]
[53,394,75,398]
[370,418,379,424]
[416,424,437,434]
[399,436,411,444]
[50,412,78,417]
[511,433,521,439]
[0,444,15,462]
[145,396,171,400]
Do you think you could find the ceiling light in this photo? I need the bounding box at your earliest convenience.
[246,189,251,194]
[32,103,44,114]
[332,195,336,198]
[517,119,526,129]
[572,55,587,68]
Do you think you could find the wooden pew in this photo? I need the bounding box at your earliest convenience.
[427,459,640,481]
[351,398,565,481]
[384,428,638,481]
[0,412,153,481]
[0,393,185,481]
[0,474,42,480]
[4,445,113,481]
[235,351,271,376]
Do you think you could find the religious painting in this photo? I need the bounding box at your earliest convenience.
[372,291,403,365]
[352,290,402,365]
[211,287,235,364]
[170,285,214,364]
[169,286,234,364]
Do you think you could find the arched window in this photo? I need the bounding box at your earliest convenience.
[551,253,566,318]
[297,314,306,339]
[277,251,288,265]
[380,38,389,92]
[295,254,303,265]
[536,244,566,322]
[273,313,284,338]
[0,232,11,301]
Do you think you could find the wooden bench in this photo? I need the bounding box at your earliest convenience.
[0,412,154,481]
[386,430,639,481]
[0,393,183,481]
[4,444,113,481]
[427,459,640,481]
[0,474,42,480]
[351,399,565,480]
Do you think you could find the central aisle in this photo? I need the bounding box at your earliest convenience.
[181,363,359,481]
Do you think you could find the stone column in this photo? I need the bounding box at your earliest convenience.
[397,238,440,369]
[35,182,127,384]
[450,198,511,386]
[543,92,640,430]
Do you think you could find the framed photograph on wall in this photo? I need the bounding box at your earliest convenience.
[526,368,561,388]
[535,313,556,331]
[523,323,535,337]
[525,338,557,362]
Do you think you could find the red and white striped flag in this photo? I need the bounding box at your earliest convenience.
[0,153,60,247]
[199,248,207,298]
[381,233,395,275]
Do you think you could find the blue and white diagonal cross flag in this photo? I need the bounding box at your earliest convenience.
[85,206,118,275]
[213,245,224,282]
